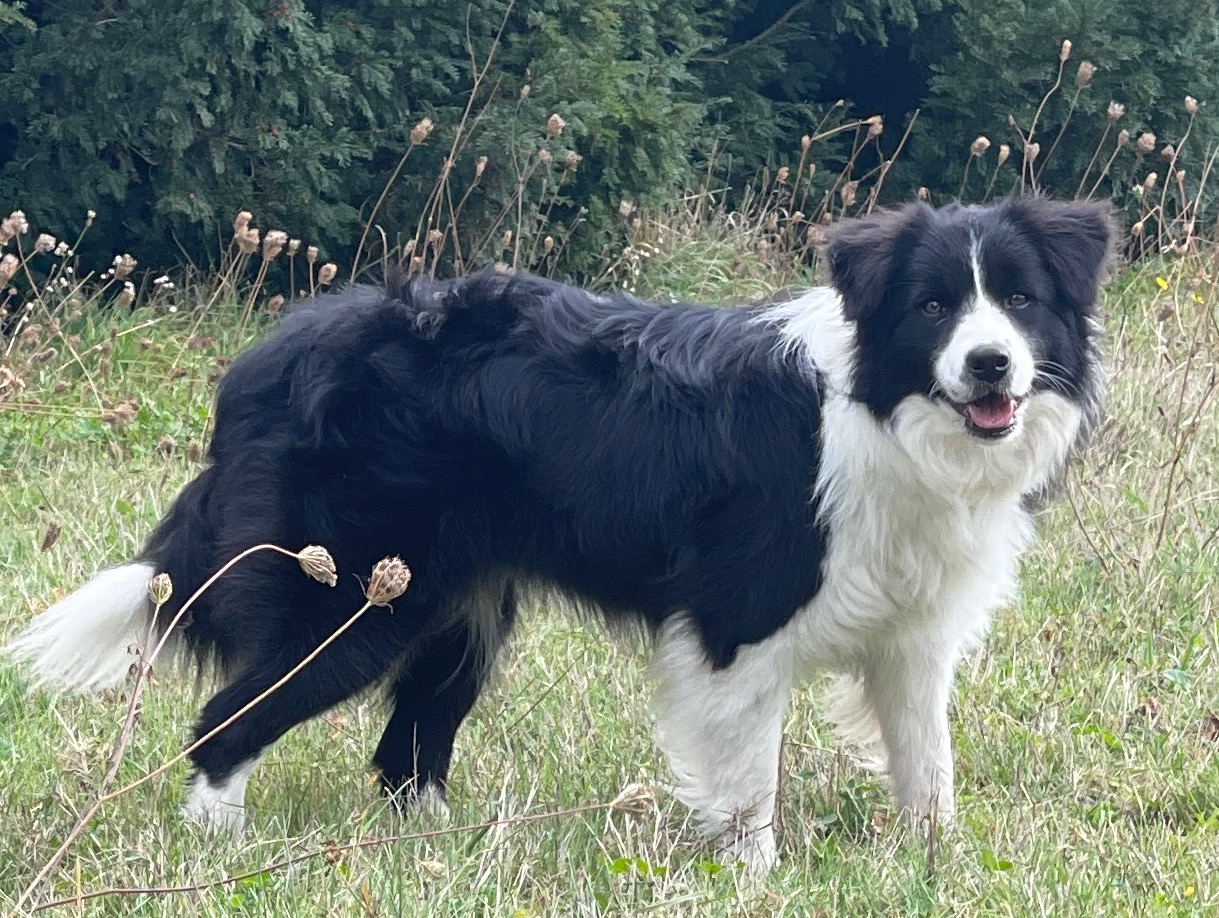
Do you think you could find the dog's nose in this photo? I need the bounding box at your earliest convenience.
[966,346,1011,384]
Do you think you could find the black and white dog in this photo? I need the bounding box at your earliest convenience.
[6,197,1113,872]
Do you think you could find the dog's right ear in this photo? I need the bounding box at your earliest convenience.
[824,204,923,322]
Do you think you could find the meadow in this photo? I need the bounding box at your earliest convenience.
[0,210,1216,916]
[2,47,1218,915]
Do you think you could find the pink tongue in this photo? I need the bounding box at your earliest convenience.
[966,397,1015,429]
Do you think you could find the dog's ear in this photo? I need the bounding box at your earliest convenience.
[823,204,923,322]
[1009,197,1119,312]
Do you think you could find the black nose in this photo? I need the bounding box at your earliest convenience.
[966,346,1011,384]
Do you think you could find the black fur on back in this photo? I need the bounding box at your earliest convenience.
[144,270,828,681]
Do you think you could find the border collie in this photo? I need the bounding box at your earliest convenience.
[6,197,1114,873]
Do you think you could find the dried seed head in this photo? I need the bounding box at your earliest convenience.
[306,245,319,265]
[298,545,337,587]
[562,150,581,171]
[1137,131,1156,154]
[801,134,812,152]
[619,200,636,219]
[1143,171,1158,192]
[537,148,552,164]
[917,186,930,201]
[997,143,1011,167]
[428,228,443,247]
[543,235,554,254]
[156,435,177,456]
[1117,128,1131,148]
[263,229,288,261]
[1131,219,1144,237]
[519,83,531,100]
[0,209,29,244]
[776,165,791,183]
[500,229,513,251]
[365,556,411,606]
[1059,39,1072,62]
[410,117,434,145]
[840,180,859,208]
[476,155,488,179]
[148,573,173,606]
[546,113,566,138]
[266,294,286,316]
[318,263,338,286]
[1024,141,1041,163]
[970,135,991,157]
[0,254,17,287]
[1185,95,1199,115]
[865,115,883,139]
[409,255,425,274]
[237,228,260,256]
[34,234,56,254]
[1177,169,1186,185]
[1107,101,1126,122]
[1075,61,1096,88]
[611,782,657,815]
[234,211,252,235]
[1160,144,1176,161]
[118,281,136,307]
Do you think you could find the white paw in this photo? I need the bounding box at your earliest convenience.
[412,783,451,821]
[716,826,779,876]
[182,765,255,835]
[897,794,956,833]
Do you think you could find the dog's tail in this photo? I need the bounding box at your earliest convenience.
[4,466,220,694]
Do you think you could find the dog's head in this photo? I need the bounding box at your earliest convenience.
[825,198,1114,462]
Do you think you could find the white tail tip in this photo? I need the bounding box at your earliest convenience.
[4,562,162,694]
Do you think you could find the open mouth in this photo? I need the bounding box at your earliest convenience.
[948,392,1025,439]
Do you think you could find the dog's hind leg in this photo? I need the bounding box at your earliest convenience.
[650,619,794,875]
[183,614,406,833]
[373,579,517,814]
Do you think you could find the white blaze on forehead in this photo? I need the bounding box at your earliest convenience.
[934,232,1035,400]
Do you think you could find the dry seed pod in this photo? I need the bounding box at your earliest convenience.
[365,556,412,606]
[298,545,338,587]
[148,573,173,606]
[410,117,434,145]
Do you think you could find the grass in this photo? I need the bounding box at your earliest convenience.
[0,231,1217,917]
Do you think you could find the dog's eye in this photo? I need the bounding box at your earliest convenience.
[922,300,944,316]
[1005,293,1029,309]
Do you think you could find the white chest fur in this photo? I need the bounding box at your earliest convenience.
[791,394,1035,673]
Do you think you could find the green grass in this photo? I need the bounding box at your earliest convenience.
[1,257,1217,917]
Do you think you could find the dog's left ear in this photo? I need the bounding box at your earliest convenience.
[824,204,925,322]
[1011,198,1119,311]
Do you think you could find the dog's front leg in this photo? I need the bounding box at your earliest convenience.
[860,633,960,827]
[651,621,794,874]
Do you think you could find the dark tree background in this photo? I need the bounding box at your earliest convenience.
[1,0,1215,276]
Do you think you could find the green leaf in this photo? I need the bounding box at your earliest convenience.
[980,848,1014,872]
